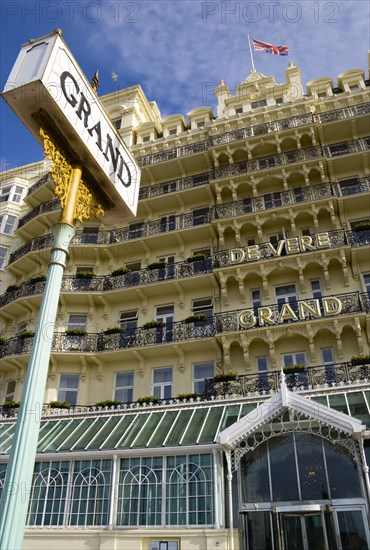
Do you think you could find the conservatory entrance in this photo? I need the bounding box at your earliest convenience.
[218,381,370,550]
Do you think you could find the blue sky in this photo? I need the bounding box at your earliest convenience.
[1,0,369,172]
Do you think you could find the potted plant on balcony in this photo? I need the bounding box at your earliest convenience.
[103,327,125,335]
[184,313,207,323]
[186,254,206,263]
[353,221,370,232]
[49,400,71,409]
[283,364,306,374]
[1,401,20,416]
[147,261,166,270]
[142,320,165,329]
[18,330,35,339]
[214,371,238,382]
[76,270,95,279]
[95,399,121,408]
[29,274,47,284]
[176,392,200,401]
[351,354,370,366]
[136,395,159,404]
[65,329,87,336]
[111,267,131,276]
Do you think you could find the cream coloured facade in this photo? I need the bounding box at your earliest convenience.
[0,56,370,549]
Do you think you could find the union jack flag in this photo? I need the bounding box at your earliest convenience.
[252,39,289,56]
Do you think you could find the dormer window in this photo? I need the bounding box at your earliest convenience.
[236,107,243,114]
[169,128,177,135]
[251,99,267,109]
[197,121,205,128]
[113,119,122,129]
[318,92,327,98]
[142,135,150,142]
[349,84,359,91]
[275,97,283,104]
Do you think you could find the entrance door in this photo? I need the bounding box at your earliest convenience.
[282,513,328,550]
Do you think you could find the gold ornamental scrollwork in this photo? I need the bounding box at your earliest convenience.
[40,127,104,222]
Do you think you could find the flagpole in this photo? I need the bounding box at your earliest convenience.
[248,35,256,72]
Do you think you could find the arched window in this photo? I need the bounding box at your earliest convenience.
[27,462,68,526]
[68,460,112,526]
[166,455,214,526]
[117,457,163,526]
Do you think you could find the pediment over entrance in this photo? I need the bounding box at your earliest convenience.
[218,378,366,450]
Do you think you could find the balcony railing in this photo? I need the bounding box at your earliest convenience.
[139,172,210,200]
[1,293,368,359]
[135,103,370,167]
[213,137,369,181]
[7,172,370,266]
[204,360,370,399]
[0,258,213,308]
[215,292,369,333]
[26,173,53,196]
[18,198,60,228]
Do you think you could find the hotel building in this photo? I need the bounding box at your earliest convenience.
[0,56,370,550]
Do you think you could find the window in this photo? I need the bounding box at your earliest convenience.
[251,289,262,312]
[275,97,283,104]
[114,372,134,403]
[192,298,213,321]
[193,362,214,394]
[156,304,174,342]
[301,227,311,236]
[0,184,24,203]
[119,310,138,331]
[318,92,327,98]
[113,118,122,129]
[269,230,288,245]
[192,248,211,258]
[4,380,16,402]
[67,314,87,331]
[0,246,8,269]
[282,352,308,387]
[236,107,243,114]
[264,192,282,209]
[57,374,79,405]
[152,367,172,399]
[321,347,337,383]
[282,352,306,367]
[196,121,205,128]
[192,207,209,226]
[81,226,99,243]
[160,214,176,232]
[169,128,177,135]
[256,357,269,390]
[363,274,370,297]
[150,542,178,550]
[251,99,267,109]
[0,214,17,235]
[128,221,144,239]
[349,84,359,90]
[311,280,322,299]
[275,284,297,306]
[142,135,150,142]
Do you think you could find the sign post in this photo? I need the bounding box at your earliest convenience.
[0,29,140,548]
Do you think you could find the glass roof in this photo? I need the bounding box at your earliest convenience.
[0,390,369,456]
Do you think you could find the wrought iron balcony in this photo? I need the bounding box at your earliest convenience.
[7,169,370,266]
[1,293,368,359]
[215,292,369,333]
[139,172,210,200]
[316,102,370,124]
[203,360,370,399]
[18,198,60,228]
[134,103,370,167]
[26,173,53,196]
[0,258,213,308]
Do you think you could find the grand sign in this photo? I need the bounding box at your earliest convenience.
[2,29,140,221]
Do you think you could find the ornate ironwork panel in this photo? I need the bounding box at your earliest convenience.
[26,173,53,196]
